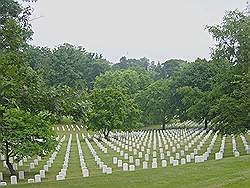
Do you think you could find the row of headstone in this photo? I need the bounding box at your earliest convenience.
[215,135,226,160]
[240,135,250,154]
[53,125,84,132]
[76,133,89,177]
[231,135,240,157]
[56,134,72,181]
[94,127,211,170]
[0,135,64,186]
[83,134,112,175]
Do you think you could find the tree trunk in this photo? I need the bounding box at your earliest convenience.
[5,141,16,175]
[104,129,110,140]
[162,120,166,130]
[204,118,208,130]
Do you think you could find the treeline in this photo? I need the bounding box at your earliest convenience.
[0,0,249,174]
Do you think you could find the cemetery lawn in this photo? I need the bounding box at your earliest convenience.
[10,155,250,188]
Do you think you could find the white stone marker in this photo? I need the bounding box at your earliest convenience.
[28,179,35,183]
[162,160,167,167]
[181,158,186,165]
[129,165,135,171]
[82,169,89,177]
[113,157,118,164]
[123,163,128,171]
[30,163,35,170]
[19,171,25,180]
[44,165,49,172]
[102,165,107,173]
[0,172,3,181]
[169,156,174,164]
[195,156,204,163]
[215,152,222,160]
[56,175,64,181]
[10,175,17,184]
[129,156,134,163]
[135,159,140,167]
[124,153,128,160]
[118,160,123,168]
[40,170,45,178]
[186,155,191,163]
[152,162,157,168]
[106,167,112,174]
[145,154,149,161]
[142,161,148,169]
[138,152,143,158]
[173,160,179,166]
[0,182,7,186]
[35,174,41,183]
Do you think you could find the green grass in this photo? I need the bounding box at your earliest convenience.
[4,155,250,188]
[1,127,250,188]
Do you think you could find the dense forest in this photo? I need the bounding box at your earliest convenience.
[0,0,249,174]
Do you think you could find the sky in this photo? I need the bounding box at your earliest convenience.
[20,0,247,64]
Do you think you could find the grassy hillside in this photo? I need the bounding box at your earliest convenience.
[6,155,250,188]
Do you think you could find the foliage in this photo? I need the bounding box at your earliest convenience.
[136,79,174,129]
[0,107,56,174]
[87,88,140,138]
[95,69,153,96]
[207,10,249,71]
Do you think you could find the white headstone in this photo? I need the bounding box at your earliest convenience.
[0,182,7,186]
[142,161,148,169]
[34,174,41,183]
[186,155,191,163]
[0,172,3,181]
[56,175,64,181]
[162,160,167,167]
[123,163,128,171]
[19,171,25,180]
[40,170,45,178]
[82,169,89,177]
[117,160,123,167]
[44,165,49,172]
[152,162,157,168]
[10,175,17,184]
[113,157,118,164]
[181,158,186,165]
[135,159,140,167]
[129,165,135,171]
[173,160,179,166]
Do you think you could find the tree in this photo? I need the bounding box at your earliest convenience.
[207,10,249,71]
[208,69,249,134]
[40,43,110,90]
[172,59,230,129]
[87,88,140,138]
[154,59,187,79]
[0,0,57,174]
[113,56,150,71]
[206,10,249,134]
[47,86,91,123]
[136,79,174,129]
[0,107,56,175]
[94,69,153,97]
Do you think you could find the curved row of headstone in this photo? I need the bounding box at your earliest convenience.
[240,135,250,154]
[56,134,72,181]
[82,134,112,175]
[76,133,89,177]
[96,128,210,171]
[53,125,84,132]
[0,135,66,186]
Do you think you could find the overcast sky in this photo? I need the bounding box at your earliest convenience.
[20,0,247,63]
